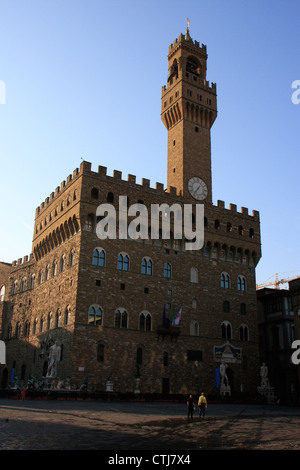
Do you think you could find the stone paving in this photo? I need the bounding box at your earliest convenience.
[0,398,299,451]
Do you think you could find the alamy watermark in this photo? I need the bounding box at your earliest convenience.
[291,80,300,105]
[95,196,204,251]
[291,340,300,365]
[0,340,6,364]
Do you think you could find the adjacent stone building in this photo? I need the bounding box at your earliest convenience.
[0,27,261,397]
[257,287,298,403]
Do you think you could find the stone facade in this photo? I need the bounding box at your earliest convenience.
[0,29,261,397]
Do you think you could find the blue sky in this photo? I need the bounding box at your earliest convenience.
[0,0,299,287]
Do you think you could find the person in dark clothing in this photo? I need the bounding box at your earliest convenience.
[187,395,195,419]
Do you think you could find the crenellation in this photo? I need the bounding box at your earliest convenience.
[98,165,107,176]
[113,170,122,180]
[127,174,136,184]
[11,254,34,269]
[142,178,150,188]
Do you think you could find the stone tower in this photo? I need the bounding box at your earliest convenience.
[161,23,217,203]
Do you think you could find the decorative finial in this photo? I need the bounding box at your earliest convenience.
[185,18,191,40]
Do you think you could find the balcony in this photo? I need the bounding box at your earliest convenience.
[156,324,180,341]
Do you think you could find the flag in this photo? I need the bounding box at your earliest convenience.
[174,308,182,326]
[163,305,166,326]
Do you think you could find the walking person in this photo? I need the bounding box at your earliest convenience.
[20,386,26,401]
[198,392,207,419]
[187,395,195,420]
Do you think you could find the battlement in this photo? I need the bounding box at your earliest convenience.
[12,253,34,269]
[168,33,207,58]
[35,161,259,222]
[35,166,81,216]
[162,78,216,96]
[79,160,169,195]
[215,200,260,220]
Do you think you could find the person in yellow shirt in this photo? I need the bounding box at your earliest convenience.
[198,392,207,419]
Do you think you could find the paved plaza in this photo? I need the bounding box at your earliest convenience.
[0,398,299,451]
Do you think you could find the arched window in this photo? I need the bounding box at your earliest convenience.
[118,253,129,271]
[97,344,104,362]
[223,301,230,313]
[190,320,199,336]
[55,310,61,328]
[47,312,52,330]
[69,249,75,267]
[164,263,171,279]
[215,219,220,230]
[64,305,71,325]
[91,187,99,199]
[136,347,143,366]
[240,324,249,341]
[221,272,230,289]
[190,267,198,283]
[13,280,18,294]
[45,265,50,281]
[40,316,44,333]
[163,351,169,367]
[60,255,66,273]
[240,303,247,315]
[0,285,6,301]
[237,275,246,291]
[25,321,30,337]
[30,274,35,289]
[52,261,57,277]
[221,321,232,339]
[115,309,128,329]
[16,322,21,338]
[88,305,103,325]
[141,258,152,275]
[107,192,114,203]
[93,248,105,267]
[21,277,27,292]
[139,312,152,331]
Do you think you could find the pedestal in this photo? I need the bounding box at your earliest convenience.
[220,384,231,397]
[257,386,276,404]
[105,380,113,392]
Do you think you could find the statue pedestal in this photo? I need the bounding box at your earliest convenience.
[105,380,113,392]
[220,384,231,397]
[134,378,141,396]
[257,386,276,404]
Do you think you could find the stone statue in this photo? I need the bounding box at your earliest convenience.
[260,362,269,388]
[220,362,229,387]
[46,341,61,378]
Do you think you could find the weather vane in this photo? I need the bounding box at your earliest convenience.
[185,18,191,40]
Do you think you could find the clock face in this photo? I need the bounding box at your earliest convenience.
[188,177,208,200]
